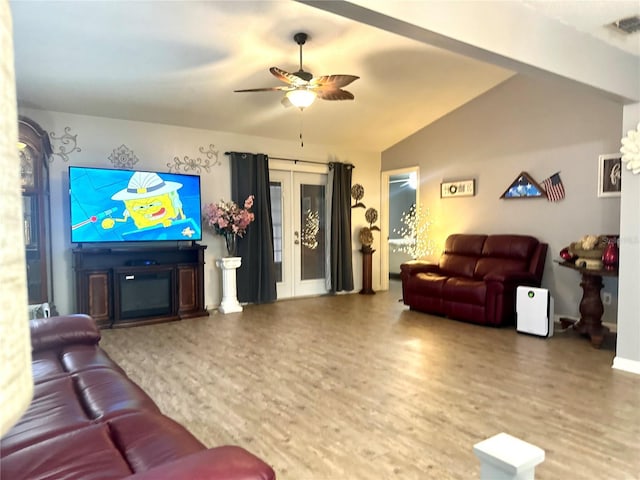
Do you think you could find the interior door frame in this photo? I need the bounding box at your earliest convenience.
[270,160,329,299]
[380,166,420,291]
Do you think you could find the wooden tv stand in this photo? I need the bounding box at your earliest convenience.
[73,244,208,328]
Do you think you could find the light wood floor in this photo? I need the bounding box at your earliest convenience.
[100,281,640,480]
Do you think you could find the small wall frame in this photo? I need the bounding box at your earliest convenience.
[441,179,475,198]
[597,153,622,198]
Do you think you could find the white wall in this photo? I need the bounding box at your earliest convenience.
[614,104,640,372]
[381,74,623,321]
[19,108,381,315]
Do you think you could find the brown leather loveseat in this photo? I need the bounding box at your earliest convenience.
[1,314,276,480]
[401,234,548,326]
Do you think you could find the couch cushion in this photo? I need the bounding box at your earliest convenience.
[32,351,67,383]
[1,377,91,455]
[408,272,448,295]
[474,235,539,278]
[474,257,528,279]
[73,368,160,420]
[30,314,100,353]
[439,254,478,278]
[1,424,133,480]
[32,345,126,385]
[128,446,277,480]
[444,234,487,255]
[405,273,447,314]
[438,234,487,277]
[62,344,126,375]
[481,235,538,260]
[443,277,486,305]
[109,412,205,473]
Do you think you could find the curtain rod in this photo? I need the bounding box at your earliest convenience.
[224,152,354,168]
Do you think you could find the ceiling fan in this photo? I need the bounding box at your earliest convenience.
[234,32,360,109]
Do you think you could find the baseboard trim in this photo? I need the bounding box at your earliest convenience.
[612,357,640,375]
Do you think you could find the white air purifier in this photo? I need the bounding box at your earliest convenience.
[516,286,554,337]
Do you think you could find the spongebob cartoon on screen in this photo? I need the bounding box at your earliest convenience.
[101,171,186,234]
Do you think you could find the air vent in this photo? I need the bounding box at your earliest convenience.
[610,15,640,34]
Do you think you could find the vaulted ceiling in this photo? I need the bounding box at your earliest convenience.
[10,1,640,152]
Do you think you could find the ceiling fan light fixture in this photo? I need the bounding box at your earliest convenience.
[286,88,316,109]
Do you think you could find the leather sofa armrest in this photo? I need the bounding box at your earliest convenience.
[128,446,276,480]
[30,314,101,353]
[484,271,538,286]
[400,260,440,276]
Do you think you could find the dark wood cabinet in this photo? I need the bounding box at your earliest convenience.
[84,271,112,324]
[178,265,198,314]
[73,244,208,328]
[19,117,53,307]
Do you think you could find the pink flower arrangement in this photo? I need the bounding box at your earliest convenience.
[203,195,255,237]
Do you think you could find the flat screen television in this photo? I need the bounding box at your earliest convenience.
[69,166,202,243]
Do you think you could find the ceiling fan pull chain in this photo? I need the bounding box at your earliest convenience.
[300,111,304,148]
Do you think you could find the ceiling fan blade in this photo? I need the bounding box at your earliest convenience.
[315,89,355,101]
[234,86,289,93]
[270,67,308,86]
[310,74,359,89]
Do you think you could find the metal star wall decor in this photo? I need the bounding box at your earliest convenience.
[108,144,139,169]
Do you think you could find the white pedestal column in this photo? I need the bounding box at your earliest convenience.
[473,433,545,480]
[216,256,243,314]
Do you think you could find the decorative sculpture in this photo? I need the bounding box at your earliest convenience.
[620,122,640,175]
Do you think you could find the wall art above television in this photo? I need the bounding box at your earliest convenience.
[69,166,202,243]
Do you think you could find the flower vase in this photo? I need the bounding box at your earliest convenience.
[224,232,238,257]
[602,237,618,270]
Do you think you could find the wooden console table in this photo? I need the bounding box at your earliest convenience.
[558,261,617,348]
[73,244,208,328]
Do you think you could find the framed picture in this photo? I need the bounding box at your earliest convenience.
[441,179,475,198]
[598,153,622,198]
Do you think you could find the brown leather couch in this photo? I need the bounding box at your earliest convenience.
[1,314,276,480]
[401,234,548,326]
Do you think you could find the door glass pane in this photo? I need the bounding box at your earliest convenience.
[19,147,35,190]
[23,195,38,250]
[269,181,283,282]
[300,184,325,280]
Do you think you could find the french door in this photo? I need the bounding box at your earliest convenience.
[270,170,328,299]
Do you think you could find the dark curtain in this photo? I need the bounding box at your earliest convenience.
[329,162,354,292]
[230,152,277,303]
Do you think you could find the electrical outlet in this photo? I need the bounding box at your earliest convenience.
[602,292,612,305]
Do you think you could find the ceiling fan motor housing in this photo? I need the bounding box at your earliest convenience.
[294,32,308,45]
